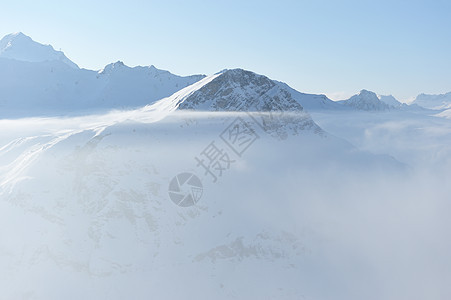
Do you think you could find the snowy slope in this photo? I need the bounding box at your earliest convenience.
[276,81,345,111]
[436,108,451,119]
[0,57,99,115]
[378,95,401,107]
[412,92,451,110]
[0,32,78,69]
[96,61,204,108]
[0,57,204,117]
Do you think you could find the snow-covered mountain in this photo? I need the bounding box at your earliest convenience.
[176,69,322,137]
[0,32,79,69]
[339,89,391,111]
[95,61,205,109]
[274,81,344,111]
[412,92,451,110]
[378,94,402,107]
[0,34,205,117]
[1,32,439,117]
[377,94,429,112]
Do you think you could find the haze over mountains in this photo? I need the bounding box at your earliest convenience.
[1,33,451,300]
[0,32,449,117]
[413,92,451,110]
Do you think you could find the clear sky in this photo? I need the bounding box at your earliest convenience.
[1,0,450,101]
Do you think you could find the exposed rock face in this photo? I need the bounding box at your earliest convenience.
[178,69,324,138]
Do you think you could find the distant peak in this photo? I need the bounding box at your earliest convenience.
[212,68,252,77]
[215,68,229,75]
[1,32,34,47]
[219,68,262,79]
[222,68,248,75]
[3,32,30,39]
[99,61,129,74]
[10,32,30,38]
[359,89,376,96]
[342,89,390,111]
[0,32,79,69]
[354,89,380,101]
[209,68,277,90]
[111,60,125,67]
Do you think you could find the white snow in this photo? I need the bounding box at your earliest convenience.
[378,94,402,107]
[0,32,79,69]
[0,57,205,117]
[276,81,345,111]
[413,92,451,110]
[339,89,391,111]
[435,108,451,119]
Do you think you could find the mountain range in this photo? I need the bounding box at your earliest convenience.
[1,32,448,117]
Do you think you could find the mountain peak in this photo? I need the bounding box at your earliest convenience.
[220,68,260,79]
[0,32,31,51]
[179,68,279,111]
[358,89,378,98]
[2,32,31,41]
[99,60,128,74]
[174,69,323,138]
[0,32,78,69]
[339,89,390,111]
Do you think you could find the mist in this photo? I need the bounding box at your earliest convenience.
[0,110,450,299]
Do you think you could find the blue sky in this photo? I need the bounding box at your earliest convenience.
[1,0,450,101]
